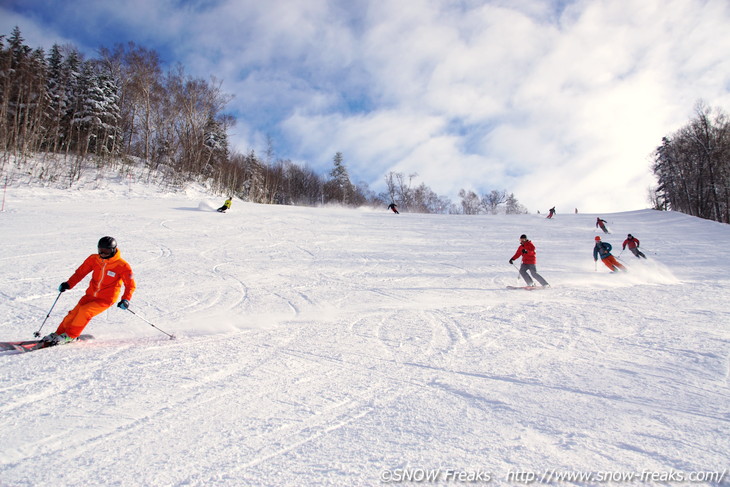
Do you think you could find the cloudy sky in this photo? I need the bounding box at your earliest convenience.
[2,0,729,212]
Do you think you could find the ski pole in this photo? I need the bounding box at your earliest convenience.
[125,308,176,340]
[510,262,521,280]
[33,291,63,337]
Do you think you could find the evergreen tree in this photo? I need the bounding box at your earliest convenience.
[94,64,122,157]
[70,60,98,156]
[505,193,527,214]
[60,48,82,154]
[4,27,31,151]
[328,152,352,204]
[241,149,265,203]
[44,44,68,152]
[204,114,228,167]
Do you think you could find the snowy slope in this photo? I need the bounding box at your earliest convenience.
[0,183,728,487]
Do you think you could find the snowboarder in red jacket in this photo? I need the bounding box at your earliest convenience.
[509,234,549,287]
[596,217,609,233]
[622,234,646,259]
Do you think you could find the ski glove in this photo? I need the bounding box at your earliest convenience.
[117,299,130,310]
[509,259,514,265]
[58,282,70,292]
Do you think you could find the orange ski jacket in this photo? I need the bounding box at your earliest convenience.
[66,249,136,305]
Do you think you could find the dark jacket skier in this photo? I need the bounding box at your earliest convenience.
[593,236,626,272]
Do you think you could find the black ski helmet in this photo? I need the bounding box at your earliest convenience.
[98,236,117,258]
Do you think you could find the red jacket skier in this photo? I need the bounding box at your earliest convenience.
[509,234,549,287]
[42,236,136,346]
[511,236,537,265]
[622,234,646,259]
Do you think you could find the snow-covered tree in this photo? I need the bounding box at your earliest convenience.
[44,44,69,153]
[482,190,507,214]
[652,102,730,223]
[204,114,228,165]
[327,152,353,204]
[70,60,121,158]
[459,189,481,215]
[505,193,527,214]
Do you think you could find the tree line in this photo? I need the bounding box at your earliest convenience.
[0,26,529,214]
[651,102,730,224]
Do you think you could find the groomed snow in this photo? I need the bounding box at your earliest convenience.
[1,181,728,486]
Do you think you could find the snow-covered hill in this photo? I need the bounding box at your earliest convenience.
[1,183,728,486]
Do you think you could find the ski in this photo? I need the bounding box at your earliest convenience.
[0,334,94,353]
[506,286,549,291]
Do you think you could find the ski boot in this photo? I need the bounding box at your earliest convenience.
[41,332,74,347]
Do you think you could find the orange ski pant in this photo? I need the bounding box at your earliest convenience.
[55,296,112,338]
[601,256,626,272]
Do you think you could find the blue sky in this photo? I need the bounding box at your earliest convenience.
[2,0,729,212]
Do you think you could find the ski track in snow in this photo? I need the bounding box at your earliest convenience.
[0,184,729,486]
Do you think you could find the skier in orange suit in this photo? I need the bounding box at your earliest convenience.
[42,236,136,346]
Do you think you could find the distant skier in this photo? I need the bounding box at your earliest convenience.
[509,234,550,287]
[547,207,556,219]
[596,217,609,234]
[217,197,232,213]
[42,236,136,346]
[622,234,646,259]
[388,203,399,214]
[593,236,626,272]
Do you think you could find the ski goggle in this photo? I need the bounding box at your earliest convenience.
[98,247,114,257]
